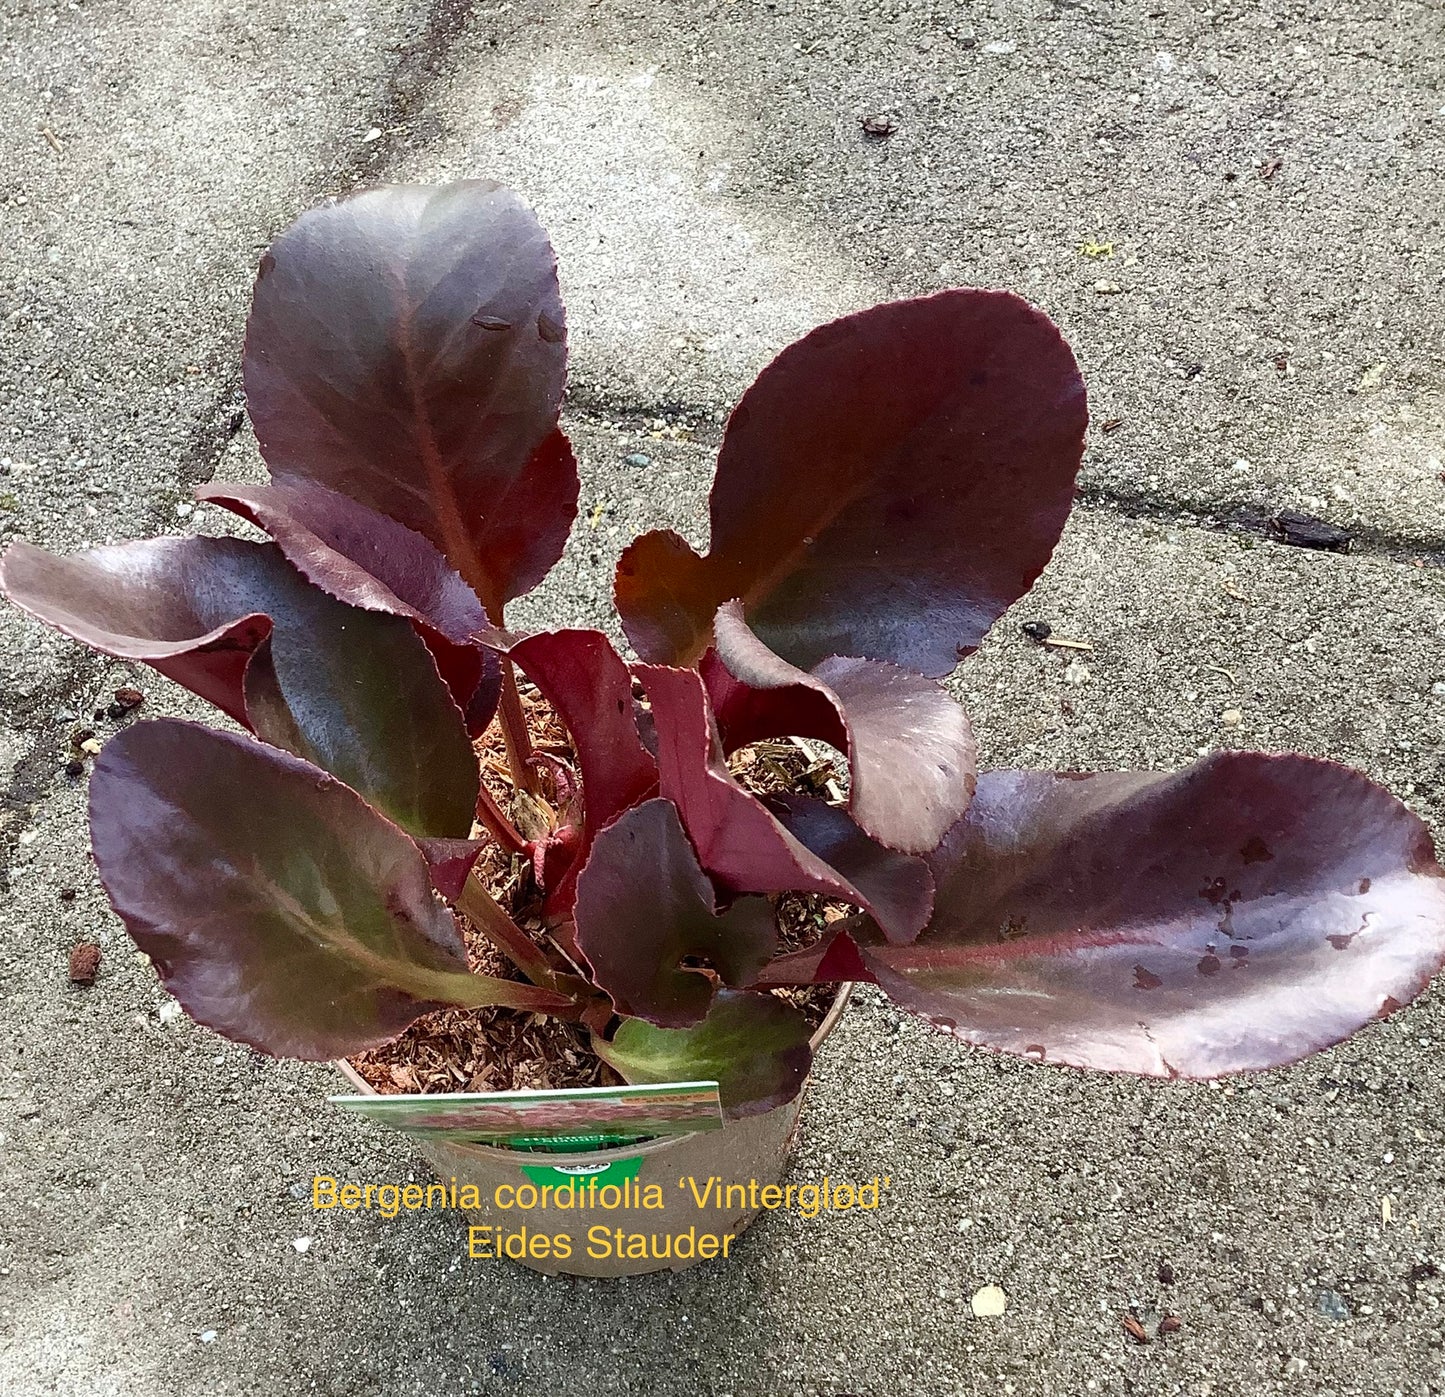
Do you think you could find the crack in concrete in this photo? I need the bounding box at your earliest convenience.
[0,0,482,871]
[562,390,1445,571]
[1074,484,1445,571]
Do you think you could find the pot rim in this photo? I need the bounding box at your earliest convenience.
[332,982,854,1166]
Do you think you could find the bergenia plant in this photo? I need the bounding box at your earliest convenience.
[8,180,1445,1116]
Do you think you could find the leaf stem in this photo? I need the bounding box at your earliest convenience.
[433,966,582,1018]
[474,780,529,856]
[457,870,571,993]
[495,658,539,794]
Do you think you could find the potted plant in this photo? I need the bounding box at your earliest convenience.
[7,180,1444,1277]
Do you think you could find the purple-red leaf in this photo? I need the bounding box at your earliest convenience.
[574,798,778,1026]
[801,755,1445,1077]
[91,721,570,1060]
[769,794,935,933]
[200,480,501,732]
[708,601,977,853]
[638,664,933,940]
[593,989,812,1119]
[508,629,658,917]
[615,290,1086,676]
[1,535,478,837]
[243,181,575,617]
[198,481,495,642]
[2,536,272,726]
[240,599,478,839]
[414,837,489,902]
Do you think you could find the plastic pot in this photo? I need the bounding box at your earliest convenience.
[333,986,851,1278]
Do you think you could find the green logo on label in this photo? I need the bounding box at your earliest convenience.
[520,1157,644,1189]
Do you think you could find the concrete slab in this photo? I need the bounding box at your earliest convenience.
[413,0,1445,544]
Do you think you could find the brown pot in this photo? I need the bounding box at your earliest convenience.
[333,986,851,1278]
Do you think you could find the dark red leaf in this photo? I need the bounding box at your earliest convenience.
[198,481,495,642]
[769,794,934,934]
[2,536,478,836]
[637,664,933,940]
[574,798,778,1026]
[414,837,489,901]
[2,536,272,726]
[461,655,504,739]
[835,755,1445,1076]
[91,721,571,1060]
[507,629,658,917]
[594,989,812,1118]
[615,290,1086,675]
[199,480,502,731]
[755,922,881,987]
[708,601,977,853]
[243,181,574,617]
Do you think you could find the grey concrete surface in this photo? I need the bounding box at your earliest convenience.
[3,1,1445,1394]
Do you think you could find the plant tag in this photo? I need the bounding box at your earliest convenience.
[329,1080,723,1152]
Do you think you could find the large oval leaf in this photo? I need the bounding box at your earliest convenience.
[789,755,1445,1077]
[574,799,777,1026]
[615,290,1087,675]
[91,721,571,1060]
[2,536,272,725]
[243,181,575,616]
[198,480,499,642]
[1,536,478,837]
[200,480,502,734]
[594,990,812,1119]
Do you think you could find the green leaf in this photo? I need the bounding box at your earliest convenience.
[594,991,813,1118]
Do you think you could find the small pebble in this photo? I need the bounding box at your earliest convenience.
[1220,708,1243,728]
[199,1330,218,1344]
[624,453,652,468]
[1431,682,1445,696]
[1021,620,1052,641]
[158,1000,183,1024]
[971,1284,1008,1317]
[68,942,102,985]
[1314,1288,1351,1321]
[292,1236,313,1253]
